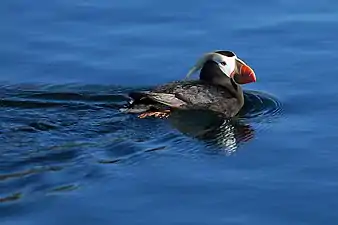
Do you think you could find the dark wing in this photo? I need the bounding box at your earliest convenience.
[126,80,240,116]
[129,91,187,108]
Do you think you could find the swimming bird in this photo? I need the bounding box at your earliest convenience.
[123,50,256,118]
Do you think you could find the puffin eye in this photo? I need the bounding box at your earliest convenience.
[220,61,226,66]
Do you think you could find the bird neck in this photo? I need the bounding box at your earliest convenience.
[203,75,245,109]
[199,61,244,107]
[230,78,244,108]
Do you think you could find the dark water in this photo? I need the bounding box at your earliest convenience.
[1,1,338,224]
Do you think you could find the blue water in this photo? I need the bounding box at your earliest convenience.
[1,1,338,224]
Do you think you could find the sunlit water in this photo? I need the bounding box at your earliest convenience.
[1,1,338,224]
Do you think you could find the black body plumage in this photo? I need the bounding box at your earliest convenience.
[124,56,245,118]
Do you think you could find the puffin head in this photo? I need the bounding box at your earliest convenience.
[185,50,256,85]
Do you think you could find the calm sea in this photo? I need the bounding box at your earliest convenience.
[1,1,338,224]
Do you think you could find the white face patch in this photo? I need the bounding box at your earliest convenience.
[185,51,237,79]
[210,53,236,78]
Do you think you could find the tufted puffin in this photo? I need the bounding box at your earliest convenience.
[123,50,256,118]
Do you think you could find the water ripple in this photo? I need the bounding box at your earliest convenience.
[0,84,281,206]
[0,166,62,182]
[0,193,22,203]
[241,90,283,120]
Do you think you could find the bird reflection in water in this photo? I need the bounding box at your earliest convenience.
[167,110,254,154]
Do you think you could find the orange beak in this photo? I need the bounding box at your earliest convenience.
[233,58,256,84]
[238,64,256,84]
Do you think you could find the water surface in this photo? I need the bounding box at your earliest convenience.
[1,0,338,224]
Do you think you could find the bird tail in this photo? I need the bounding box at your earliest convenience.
[120,91,187,113]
